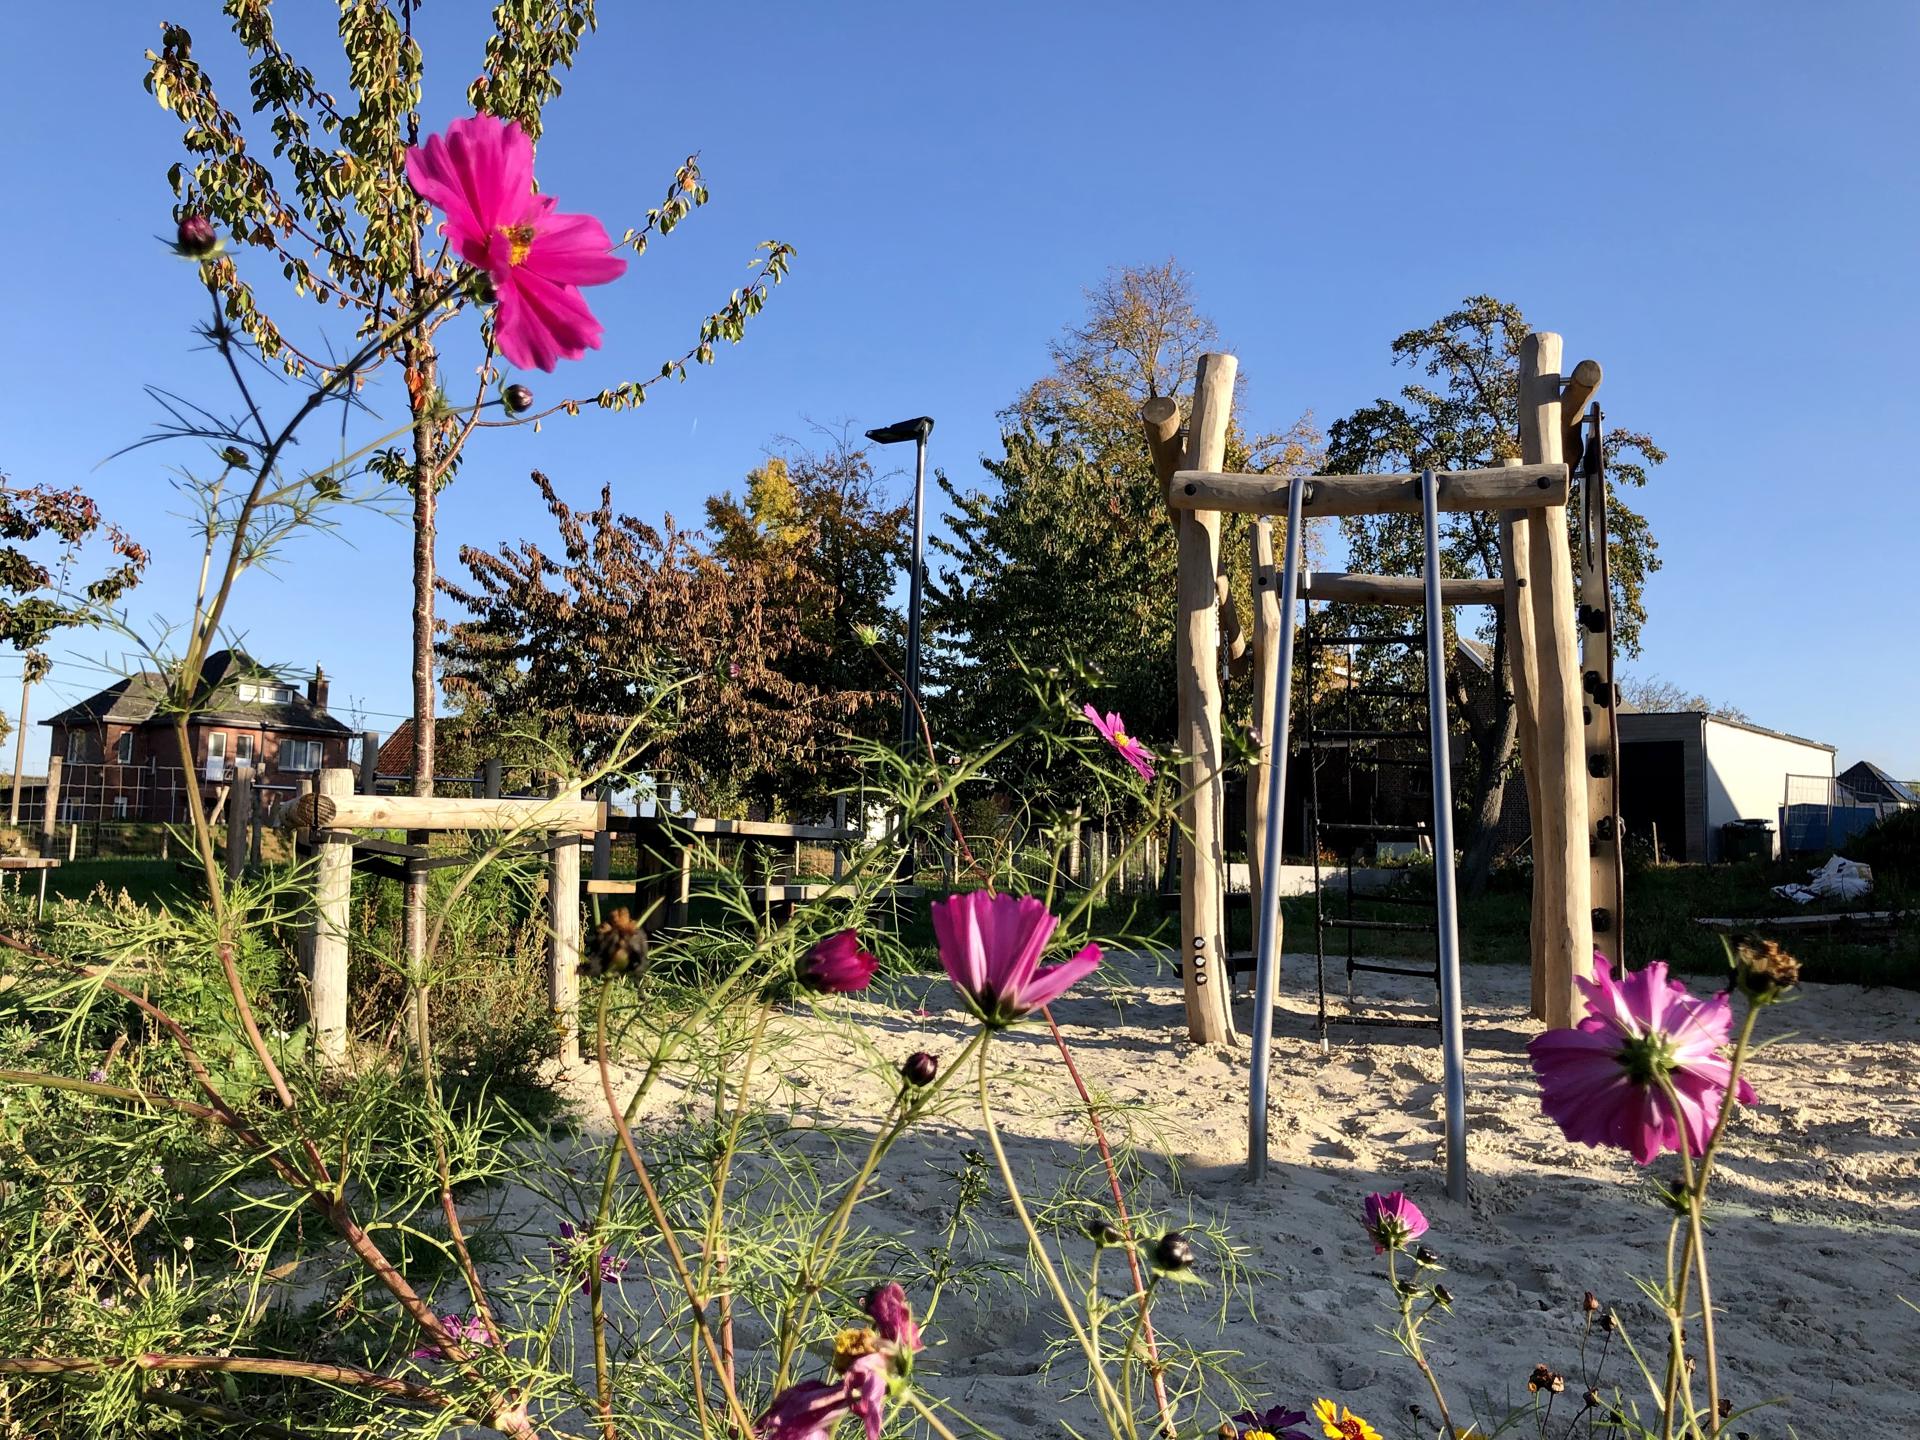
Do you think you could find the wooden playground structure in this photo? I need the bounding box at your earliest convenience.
[1145,334,1625,1194]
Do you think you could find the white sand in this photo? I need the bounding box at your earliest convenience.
[554,952,1920,1439]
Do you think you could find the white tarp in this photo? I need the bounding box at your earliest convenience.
[1772,853,1874,906]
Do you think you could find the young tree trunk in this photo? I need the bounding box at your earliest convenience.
[404,325,439,1004]
[1458,700,1518,896]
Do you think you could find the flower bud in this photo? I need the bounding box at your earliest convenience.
[1413,1244,1443,1270]
[1084,1217,1125,1248]
[219,445,251,470]
[469,271,498,305]
[900,1051,938,1087]
[1432,1283,1453,1307]
[174,213,220,257]
[504,383,534,414]
[1583,1290,1600,1314]
[1150,1231,1194,1274]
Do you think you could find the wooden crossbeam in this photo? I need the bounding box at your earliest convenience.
[1168,463,1568,517]
[320,793,604,833]
[1302,572,1506,607]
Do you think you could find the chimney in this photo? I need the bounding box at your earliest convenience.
[308,664,329,712]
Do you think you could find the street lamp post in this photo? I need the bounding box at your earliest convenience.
[864,416,934,744]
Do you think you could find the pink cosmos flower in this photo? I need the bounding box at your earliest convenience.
[930,891,1102,1027]
[1361,1191,1428,1254]
[1527,957,1758,1166]
[405,115,627,372]
[802,930,879,994]
[755,1378,851,1439]
[863,1282,922,1354]
[1082,703,1155,781]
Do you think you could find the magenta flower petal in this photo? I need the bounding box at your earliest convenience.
[755,1379,851,1440]
[846,1352,888,1440]
[931,892,1099,1025]
[406,114,624,373]
[1361,1191,1428,1254]
[863,1282,922,1353]
[1529,955,1756,1165]
[1082,703,1156,781]
[803,931,879,994]
[1011,942,1103,1014]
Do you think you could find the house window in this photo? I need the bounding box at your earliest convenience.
[238,681,296,705]
[204,731,227,781]
[112,795,128,819]
[281,738,323,773]
[66,731,86,764]
[114,731,133,765]
[235,734,255,772]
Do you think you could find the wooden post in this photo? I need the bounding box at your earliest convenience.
[833,795,847,883]
[1499,462,1548,1016]
[359,730,380,795]
[482,757,502,800]
[306,767,354,1067]
[250,784,265,868]
[1518,333,1593,1027]
[1247,516,1282,996]
[1175,352,1238,1045]
[227,765,252,882]
[66,822,78,862]
[39,756,61,858]
[591,790,612,884]
[548,781,583,1061]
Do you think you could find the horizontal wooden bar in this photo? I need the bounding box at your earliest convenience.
[1168,463,1569,518]
[1303,572,1506,607]
[601,813,856,843]
[323,794,605,833]
[585,878,641,895]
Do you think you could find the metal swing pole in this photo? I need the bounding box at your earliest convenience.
[1247,473,1307,1181]
[1420,467,1470,1203]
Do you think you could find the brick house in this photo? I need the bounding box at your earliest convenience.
[43,650,353,821]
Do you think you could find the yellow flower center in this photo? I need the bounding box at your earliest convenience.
[1113,728,1133,750]
[501,223,536,266]
[831,1327,879,1373]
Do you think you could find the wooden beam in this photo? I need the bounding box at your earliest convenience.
[1175,353,1238,1045]
[1560,358,1602,419]
[308,793,604,833]
[1168,463,1568,518]
[1141,395,1183,484]
[1519,333,1593,1029]
[1302,572,1506,607]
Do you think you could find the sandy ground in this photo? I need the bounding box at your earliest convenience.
[541,952,1920,1439]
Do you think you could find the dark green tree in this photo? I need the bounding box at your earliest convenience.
[1324,296,1666,892]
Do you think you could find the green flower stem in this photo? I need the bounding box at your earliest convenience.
[904,1387,979,1440]
[594,983,754,1439]
[698,1001,773,1396]
[976,1040,1132,1440]
[773,1027,987,1389]
[1388,1249,1457,1439]
[1657,998,1762,1437]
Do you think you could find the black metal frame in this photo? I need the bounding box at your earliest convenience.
[1305,604,1443,1038]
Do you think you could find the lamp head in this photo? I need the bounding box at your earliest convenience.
[864,416,934,445]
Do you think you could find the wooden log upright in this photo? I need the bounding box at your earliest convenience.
[358,730,380,796]
[1173,354,1238,1044]
[548,781,584,1062]
[1499,459,1549,1016]
[38,756,61,858]
[306,767,354,1066]
[227,765,253,882]
[1518,333,1593,1026]
[1247,516,1282,997]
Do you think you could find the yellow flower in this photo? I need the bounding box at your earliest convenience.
[830,1326,879,1374]
[1313,1398,1383,1440]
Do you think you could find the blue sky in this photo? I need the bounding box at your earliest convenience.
[3,3,1916,776]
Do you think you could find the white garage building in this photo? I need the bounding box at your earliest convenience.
[1618,711,1835,862]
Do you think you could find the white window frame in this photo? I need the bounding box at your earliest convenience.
[235,733,256,771]
[114,731,134,765]
[281,738,323,773]
[204,731,227,781]
[66,731,86,764]
[112,795,128,819]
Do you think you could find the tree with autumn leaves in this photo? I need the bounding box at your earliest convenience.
[440,442,904,817]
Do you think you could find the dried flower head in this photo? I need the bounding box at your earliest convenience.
[580,907,647,979]
[1734,937,1800,1000]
